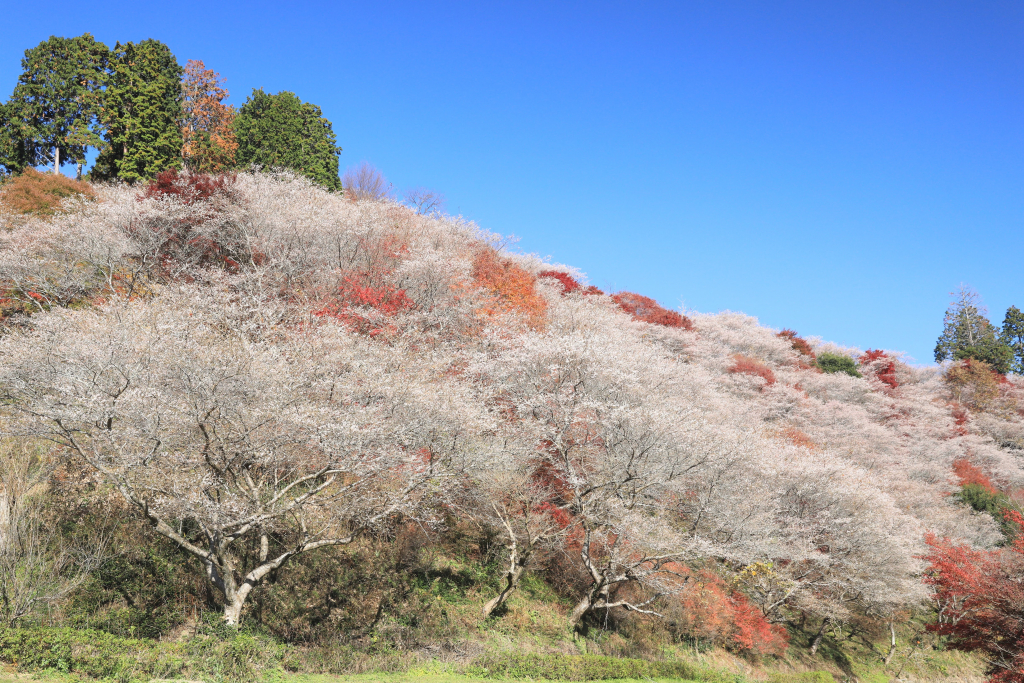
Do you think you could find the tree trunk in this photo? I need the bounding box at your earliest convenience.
[883,621,897,666]
[53,147,60,174]
[76,162,82,180]
[482,561,526,617]
[569,593,594,629]
[809,617,829,655]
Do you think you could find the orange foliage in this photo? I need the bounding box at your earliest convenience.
[472,248,547,328]
[611,291,693,330]
[728,355,776,387]
[181,60,237,173]
[952,457,999,496]
[0,168,94,216]
[779,426,816,450]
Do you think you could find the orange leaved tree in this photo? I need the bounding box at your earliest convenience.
[181,60,237,173]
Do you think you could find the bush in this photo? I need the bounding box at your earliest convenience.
[728,355,776,387]
[0,625,286,683]
[815,352,862,378]
[0,168,94,217]
[611,291,693,330]
[473,248,547,328]
[538,270,603,296]
[777,329,815,358]
[858,349,899,390]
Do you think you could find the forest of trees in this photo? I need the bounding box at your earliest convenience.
[1,31,1024,683]
[0,34,342,188]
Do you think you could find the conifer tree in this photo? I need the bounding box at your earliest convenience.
[935,286,1013,374]
[3,34,109,176]
[234,88,341,190]
[1001,306,1024,375]
[92,39,183,183]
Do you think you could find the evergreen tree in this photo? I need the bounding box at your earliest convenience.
[0,100,33,175]
[234,89,341,190]
[1002,306,1024,375]
[935,286,1013,374]
[4,34,109,176]
[93,40,183,183]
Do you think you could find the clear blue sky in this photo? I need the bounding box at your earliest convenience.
[2,1,1021,365]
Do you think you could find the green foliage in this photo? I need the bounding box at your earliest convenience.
[4,34,109,173]
[0,625,287,683]
[955,483,1018,541]
[92,40,183,183]
[234,88,342,190]
[468,652,716,681]
[766,674,835,683]
[1002,305,1024,375]
[0,101,32,175]
[935,286,1014,374]
[815,352,862,378]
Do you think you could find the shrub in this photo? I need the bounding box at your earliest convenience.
[0,168,94,216]
[815,352,862,378]
[777,329,815,358]
[667,570,788,657]
[952,457,999,496]
[538,270,582,295]
[472,248,547,328]
[858,349,899,390]
[140,168,235,205]
[728,355,776,387]
[945,359,1000,411]
[611,291,693,329]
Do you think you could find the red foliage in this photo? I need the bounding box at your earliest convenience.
[952,457,998,496]
[611,292,693,330]
[924,513,1024,683]
[538,270,603,297]
[728,355,776,387]
[674,570,788,656]
[859,349,899,390]
[538,270,582,295]
[312,276,414,337]
[140,169,235,205]
[777,329,816,358]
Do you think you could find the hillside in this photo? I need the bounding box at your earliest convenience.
[0,170,1021,682]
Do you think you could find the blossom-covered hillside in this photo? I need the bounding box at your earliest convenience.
[1,171,1021,671]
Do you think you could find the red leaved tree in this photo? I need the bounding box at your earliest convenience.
[924,511,1024,683]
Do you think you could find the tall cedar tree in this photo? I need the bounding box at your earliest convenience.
[3,34,108,177]
[234,89,341,190]
[92,40,183,183]
[0,101,31,175]
[180,60,237,173]
[934,286,1014,374]
[1002,306,1024,375]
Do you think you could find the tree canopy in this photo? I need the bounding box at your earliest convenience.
[91,39,183,183]
[935,286,1014,374]
[234,89,341,190]
[2,34,108,176]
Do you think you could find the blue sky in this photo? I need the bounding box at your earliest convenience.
[2,1,1021,364]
